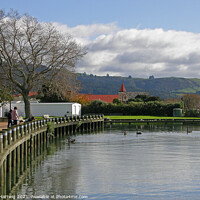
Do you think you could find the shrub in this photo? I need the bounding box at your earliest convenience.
[184,110,200,117]
[82,101,182,116]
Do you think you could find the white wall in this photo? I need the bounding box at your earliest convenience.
[3,102,81,117]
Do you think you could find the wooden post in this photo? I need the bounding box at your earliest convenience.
[73,125,76,134]
[20,124,24,137]
[0,164,3,190]
[2,130,7,149]
[101,115,104,130]
[24,141,27,170]
[0,133,3,153]
[67,117,70,122]
[7,129,12,145]
[38,120,41,129]
[12,149,16,185]
[59,127,62,138]
[28,123,31,135]
[27,139,30,167]
[16,126,20,139]
[7,153,12,192]
[31,122,34,133]
[34,121,37,131]
[43,131,47,149]
[30,135,34,161]
[16,146,20,178]
[34,135,37,158]
[38,132,41,155]
[69,124,72,134]
[66,126,69,135]
[39,120,43,128]
[3,160,6,194]
[64,117,67,124]
[24,123,28,136]
[20,144,24,174]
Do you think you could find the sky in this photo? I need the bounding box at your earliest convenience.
[1,0,200,78]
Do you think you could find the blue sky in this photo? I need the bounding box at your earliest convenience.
[2,0,200,32]
[1,0,200,78]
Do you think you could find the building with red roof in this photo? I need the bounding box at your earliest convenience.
[89,94,119,103]
[89,82,149,103]
[119,83,126,92]
[14,91,38,101]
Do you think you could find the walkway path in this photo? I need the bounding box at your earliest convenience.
[0,122,8,131]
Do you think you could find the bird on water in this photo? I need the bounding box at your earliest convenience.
[136,130,142,135]
[70,139,76,144]
[67,134,76,144]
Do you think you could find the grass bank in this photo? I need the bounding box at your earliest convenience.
[104,116,200,120]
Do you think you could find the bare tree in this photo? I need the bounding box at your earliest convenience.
[0,68,14,105]
[182,94,200,111]
[0,10,86,118]
[38,68,81,102]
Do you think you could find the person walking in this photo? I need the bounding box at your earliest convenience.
[12,107,19,126]
[7,109,13,128]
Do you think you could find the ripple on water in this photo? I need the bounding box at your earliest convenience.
[16,125,200,200]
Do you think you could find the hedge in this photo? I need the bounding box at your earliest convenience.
[82,101,182,117]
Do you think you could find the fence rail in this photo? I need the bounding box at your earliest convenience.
[0,115,104,195]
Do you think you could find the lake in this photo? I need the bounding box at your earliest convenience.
[16,124,200,200]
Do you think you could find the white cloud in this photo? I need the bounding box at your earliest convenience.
[54,23,200,78]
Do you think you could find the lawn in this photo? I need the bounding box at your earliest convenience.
[104,115,200,120]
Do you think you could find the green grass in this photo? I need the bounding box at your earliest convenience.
[104,115,200,120]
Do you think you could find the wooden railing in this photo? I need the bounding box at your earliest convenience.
[0,115,104,196]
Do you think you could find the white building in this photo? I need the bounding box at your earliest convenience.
[3,101,81,117]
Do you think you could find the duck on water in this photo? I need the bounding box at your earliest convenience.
[136,130,142,135]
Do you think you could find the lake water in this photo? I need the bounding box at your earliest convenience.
[16,124,200,200]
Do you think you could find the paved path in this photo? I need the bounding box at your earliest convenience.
[0,122,8,131]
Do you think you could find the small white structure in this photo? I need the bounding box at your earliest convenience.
[3,101,81,117]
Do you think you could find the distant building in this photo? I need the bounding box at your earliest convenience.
[118,83,149,103]
[14,91,38,101]
[118,83,128,102]
[88,83,148,103]
[89,95,119,103]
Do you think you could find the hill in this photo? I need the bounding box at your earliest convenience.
[78,74,200,99]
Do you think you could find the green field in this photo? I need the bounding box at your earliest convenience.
[104,116,200,120]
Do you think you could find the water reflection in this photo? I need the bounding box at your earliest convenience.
[15,124,200,200]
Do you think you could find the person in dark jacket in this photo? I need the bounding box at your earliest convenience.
[7,109,13,128]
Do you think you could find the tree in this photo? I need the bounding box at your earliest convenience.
[0,71,14,104]
[146,96,161,102]
[0,87,14,105]
[135,94,149,102]
[69,93,91,105]
[37,83,69,103]
[0,10,86,118]
[181,94,200,111]
[113,98,121,104]
[38,68,80,102]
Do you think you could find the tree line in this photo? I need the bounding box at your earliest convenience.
[82,94,200,117]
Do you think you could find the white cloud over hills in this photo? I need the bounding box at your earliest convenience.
[53,22,200,78]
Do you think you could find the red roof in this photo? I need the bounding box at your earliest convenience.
[119,83,126,92]
[14,91,38,97]
[89,95,119,103]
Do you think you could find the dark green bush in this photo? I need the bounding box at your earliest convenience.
[82,101,182,116]
[184,110,200,117]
